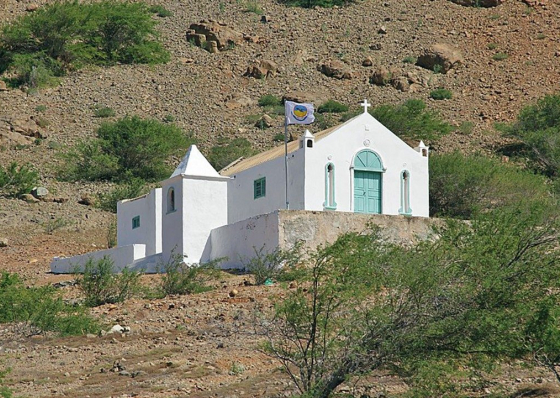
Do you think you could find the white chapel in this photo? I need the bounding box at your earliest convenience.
[51,101,429,273]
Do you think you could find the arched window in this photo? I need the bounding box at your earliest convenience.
[399,171,412,215]
[167,187,176,213]
[324,163,336,210]
[307,139,313,148]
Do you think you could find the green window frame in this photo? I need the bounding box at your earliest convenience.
[254,177,266,199]
[323,163,337,210]
[132,215,140,229]
[399,170,412,216]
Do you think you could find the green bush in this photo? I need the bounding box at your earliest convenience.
[278,0,356,8]
[97,178,146,213]
[60,117,195,182]
[158,254,219,296]
[76,257,141,307]
[507,93,560,178]
[0,367,12,398]
[429,88,452,100]
[207,137,256,171]
[148,5,173,17]
[492,52,509,61]
[317,99,349,113]
[0,272,100,336]
[92,106,115,118]
[258,94,282,107]
[263,206,560,396]
[403,55,417,64]
[429,151,552,218]
[371,99,452,141]
[0,1,169,87]
[244,243,303,285]
[0,162,38,197]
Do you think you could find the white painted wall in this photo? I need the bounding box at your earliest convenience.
[209,211,280,269]
[51,244,146,273]
[161,175,185,262]
[161,174,229,264]
[227,150,305,224]
[117,188,162,256]
[303,113,429,217]
[182,175,228,263]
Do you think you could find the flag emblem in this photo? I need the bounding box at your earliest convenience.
[285,101,315,125]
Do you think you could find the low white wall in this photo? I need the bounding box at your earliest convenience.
[209,211,280,269]
[50,245,146,274]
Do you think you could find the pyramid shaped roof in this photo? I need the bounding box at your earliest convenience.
[170,145,220,178]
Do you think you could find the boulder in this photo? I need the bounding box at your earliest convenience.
[21,194,39,203]
[244,59,278,79]
[391,76,410,92]
[318,60,354,80]
[362,57,374,67]
[0,238,7,248]
[449,0,504,6]
[79,195,96,206]
[32,186,49,200]
[370,66,393,86]
[186,20,244,52]
[283,91,330,108]
[0,81,7,91]
[25,4,39,11]
[416,43,463,74]
[255,114,274,128]
[225,94,254,110]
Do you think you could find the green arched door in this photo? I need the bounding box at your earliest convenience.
[354,150,382,214]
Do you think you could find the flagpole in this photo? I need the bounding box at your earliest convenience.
[284,116,289,209]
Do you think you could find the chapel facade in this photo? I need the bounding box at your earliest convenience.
[50,104,429,273]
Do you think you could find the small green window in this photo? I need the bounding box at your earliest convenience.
[132,216,140,229]
[254,177,266,199]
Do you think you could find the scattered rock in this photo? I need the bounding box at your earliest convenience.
[260,15,271,23]
[0,238,7,248]
[186,20,244,52]
[0,116,46,146]
[108,325,131,335]
[229,289,238,298]
[255,114,274,128]
[52,280,77,288]
[79,195,95,206]
[318,60,355,80]
[378,25,387,34]
[362,57,374,67]
[25,4,39,11]
[449,0,504,6]
[522,0,546,6]
[391,76,410,92]
[370,66,393,86]
[0,81,7,91]
[244,59,278,79]
[225,94,254,110]
[416,43,463,74]
[21,194,39,203]
[31,186,49,200]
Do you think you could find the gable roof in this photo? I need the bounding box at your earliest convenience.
[219,115,363,176]
[171,144,221,178]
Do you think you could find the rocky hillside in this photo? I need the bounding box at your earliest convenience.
[1,0,560,396]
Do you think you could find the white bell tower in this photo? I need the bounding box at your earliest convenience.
[161,145,229,264]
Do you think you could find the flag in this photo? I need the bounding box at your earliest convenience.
[285,101,315,125]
